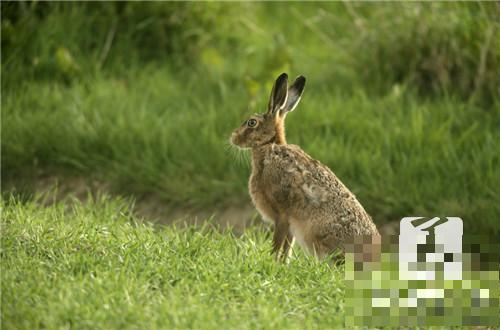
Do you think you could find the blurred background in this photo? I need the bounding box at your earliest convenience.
[2,2,499,235]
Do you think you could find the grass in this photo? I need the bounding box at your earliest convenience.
[2,3,499,235]
[2,4,499,236]
[1,196,345,329]
[2,3,499,328]
[3,67,499,234]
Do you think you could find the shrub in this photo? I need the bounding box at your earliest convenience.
[348,3,499,103]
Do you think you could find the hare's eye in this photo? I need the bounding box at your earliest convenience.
[247,119,257,128]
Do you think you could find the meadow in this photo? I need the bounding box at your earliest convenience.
[2,196,344,329]
[1,2,499,328]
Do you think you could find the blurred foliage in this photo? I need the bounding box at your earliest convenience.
[1,2,499,235]
[1,2,246,83]
[351,3,500,104]
[2,2,499,103]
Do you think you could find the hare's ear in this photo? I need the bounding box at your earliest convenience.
[280,75,306,116]
[267,73,288,115]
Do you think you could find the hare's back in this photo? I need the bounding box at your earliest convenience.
[265,144,346,193]
[260,144,346,207]
[265,144,373,221]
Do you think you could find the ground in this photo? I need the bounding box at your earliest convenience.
[2,197,345,329]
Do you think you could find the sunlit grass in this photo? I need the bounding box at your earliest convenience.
[1,196,344,329]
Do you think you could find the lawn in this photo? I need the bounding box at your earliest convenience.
[1,197,344,329]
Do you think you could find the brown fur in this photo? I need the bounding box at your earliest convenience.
[230,73,379,262]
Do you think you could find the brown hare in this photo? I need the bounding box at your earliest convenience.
[231,73,379,262]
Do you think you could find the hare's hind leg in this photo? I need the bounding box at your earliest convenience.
[280,233,295,263]
[271,220,293,263]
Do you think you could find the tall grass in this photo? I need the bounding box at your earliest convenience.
[2,2,499,234]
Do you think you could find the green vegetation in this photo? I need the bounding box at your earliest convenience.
[1,3,499,326]
[2,2,499,234]
[2,197,344,329]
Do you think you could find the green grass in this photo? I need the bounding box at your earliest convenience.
[2,3,499,328]
[1,196,345,329]
[2,3,499,235]
[3,68,499,234]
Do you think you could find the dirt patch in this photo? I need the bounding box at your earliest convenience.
[3,174,398,235]
[133,193,258,233]
[3,174,259,233]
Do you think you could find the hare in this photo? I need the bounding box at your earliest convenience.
[231,73,379,262]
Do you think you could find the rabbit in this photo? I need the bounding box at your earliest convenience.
[230,73,379,262]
